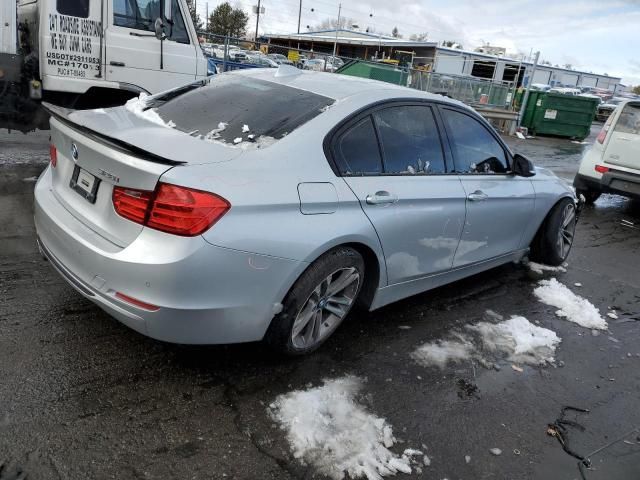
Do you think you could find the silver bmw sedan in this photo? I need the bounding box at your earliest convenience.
[35,67,578,355]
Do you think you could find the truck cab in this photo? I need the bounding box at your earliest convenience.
[2,0,207,130]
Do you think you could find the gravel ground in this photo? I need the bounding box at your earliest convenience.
[1,125,639,480]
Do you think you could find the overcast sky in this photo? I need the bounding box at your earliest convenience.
[195,0,640,85]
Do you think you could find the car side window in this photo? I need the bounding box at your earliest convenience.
[333,117,383,175]
[441,108,509,174]
[614,104,640,135]
[114,0,190,44]
[373,105,446,174]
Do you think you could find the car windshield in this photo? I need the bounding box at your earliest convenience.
[151,75,334,145]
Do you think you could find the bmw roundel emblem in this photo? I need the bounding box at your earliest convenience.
[71,143,79,160]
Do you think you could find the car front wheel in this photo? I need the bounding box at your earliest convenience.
[265,247,364,356]
[530,198,577,266]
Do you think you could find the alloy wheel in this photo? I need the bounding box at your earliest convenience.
[557,203,576,260]
[291,267,360,349]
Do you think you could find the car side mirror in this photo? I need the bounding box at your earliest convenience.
[512,154,536,177]
[154,17,166,40]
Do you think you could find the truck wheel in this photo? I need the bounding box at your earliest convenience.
[576,188,600,205]
[265,247,364,356]
[530,198,577,266]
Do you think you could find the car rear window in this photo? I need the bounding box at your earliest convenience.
[614,103,640,135]
[152,75,334,145]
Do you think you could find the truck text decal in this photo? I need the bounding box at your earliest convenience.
[47,13,102,78]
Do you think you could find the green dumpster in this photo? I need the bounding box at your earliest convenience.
[336,60,408,86]
[519,92,599,140]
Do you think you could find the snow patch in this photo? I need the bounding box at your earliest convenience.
[269,376,418,480]
[124,93,174,128]
[233,137,243,144]
[534,278,607,330]
[204,122,228,140]
[527,261,567,275]
[412,338,475,368]
[242,124,250,133]
[468,316,560,365]
[412,315,560,368]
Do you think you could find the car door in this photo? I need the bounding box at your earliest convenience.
[332,103,467,285]
[604,102,640,171]
[106,0,197,93]
[438,106,535,267]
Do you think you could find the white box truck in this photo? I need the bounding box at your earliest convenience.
[1,0,207,131]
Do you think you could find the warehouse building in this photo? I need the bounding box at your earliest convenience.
[433,46,621,92]
[264,30,622,92]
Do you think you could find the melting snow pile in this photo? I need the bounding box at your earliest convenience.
[527,261,567,275]
[124,93,175,128]
[412,315,561,368]
[269,376,421,480]
[534,278,607,330]
[468,316,560,365]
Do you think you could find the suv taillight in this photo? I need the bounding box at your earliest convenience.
[49,144,57,167]
[112,183,230,236]
[597,115,614,144]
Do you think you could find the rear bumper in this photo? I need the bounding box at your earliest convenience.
[574,170,640,199]
[34,166,306,344]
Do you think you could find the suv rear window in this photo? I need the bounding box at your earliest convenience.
[614,103,640,135]
[152,75,334,145]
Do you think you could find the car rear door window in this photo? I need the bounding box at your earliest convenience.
[614,104,640,135]
[57,0,90,17]
[333,117,383,175]
[373,106,446,174]
[441,108,509,174]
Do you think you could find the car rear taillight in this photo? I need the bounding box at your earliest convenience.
[49,144,57,167]
[113,187,153,224]
[112,183,230,236]
[595,165,609,174]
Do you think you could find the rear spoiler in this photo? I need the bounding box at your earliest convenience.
[42,102,186,166]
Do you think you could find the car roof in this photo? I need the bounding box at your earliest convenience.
[232,67,466,106]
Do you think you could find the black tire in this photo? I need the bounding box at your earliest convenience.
[265,246,364,356]
[576,188,601,205]
[530,198,577,266]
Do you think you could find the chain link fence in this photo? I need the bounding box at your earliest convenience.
[197,33,517,109]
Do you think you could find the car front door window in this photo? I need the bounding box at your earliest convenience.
[441,108,508,174]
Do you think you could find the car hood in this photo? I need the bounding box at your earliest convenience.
[44,102,245,166]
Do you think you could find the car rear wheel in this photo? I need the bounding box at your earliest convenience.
[265,247,364,356]
[576,188,601,205]
[530,198,577,266]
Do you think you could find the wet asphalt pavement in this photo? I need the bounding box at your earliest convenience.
[1,125,639,480]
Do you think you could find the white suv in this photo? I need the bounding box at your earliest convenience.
[574,100,640,203]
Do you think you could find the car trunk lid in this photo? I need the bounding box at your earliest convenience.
[46,105,243,248]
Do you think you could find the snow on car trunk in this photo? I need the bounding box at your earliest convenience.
[269,376,421,480]
[533,278,608,330]
[412,315,561,368]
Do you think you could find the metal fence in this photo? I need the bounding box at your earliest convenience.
[197,33,517,109]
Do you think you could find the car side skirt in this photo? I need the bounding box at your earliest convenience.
[370,249,528,311]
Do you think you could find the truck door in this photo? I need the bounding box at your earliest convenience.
[105,0,198,93]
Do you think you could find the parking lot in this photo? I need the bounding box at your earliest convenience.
[1,125,639,480]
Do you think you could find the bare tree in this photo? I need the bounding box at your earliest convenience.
[409,32,428,41]
[314,17,356,30]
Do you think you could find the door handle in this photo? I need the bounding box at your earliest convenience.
[467,190,488,202]
[365,191,398,205]
[110,61,125,67]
